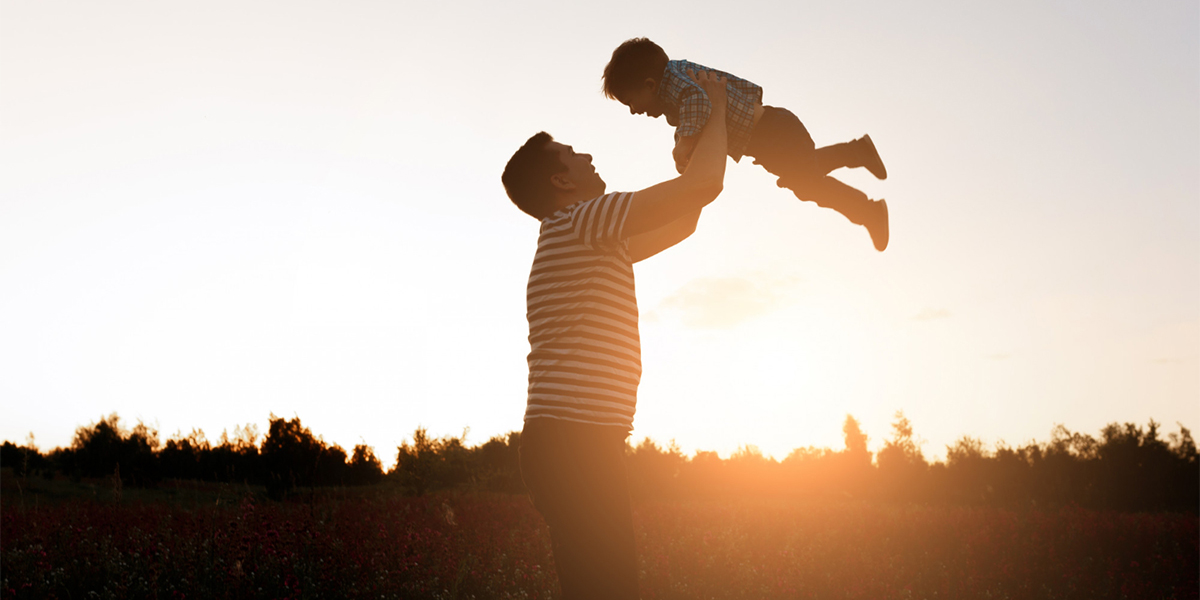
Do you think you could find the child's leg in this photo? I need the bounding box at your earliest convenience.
[781,174,888,250]
[768,171,890,251]
[745,109,888,250]
[745,106,819,175]
[814,135,887,180]
[745,107,886,179]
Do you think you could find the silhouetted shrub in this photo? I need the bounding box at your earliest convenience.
[347,443,385,486]
[626,437,687,499]
[0,441,51,479]
[261,415,325,499]
[876,411,929,502]
[5,411,1196,513]
[52,415,161,486]
[391,427,473,496]
[474,431,523,493]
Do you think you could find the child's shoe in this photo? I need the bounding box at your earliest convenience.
[864,199,889,251]
[857,135,888,180]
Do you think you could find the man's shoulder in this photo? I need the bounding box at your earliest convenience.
[570,191,633,212]
[542,192,634,225]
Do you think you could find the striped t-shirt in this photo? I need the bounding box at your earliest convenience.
[525,191,640,431]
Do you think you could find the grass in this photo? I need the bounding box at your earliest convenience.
[2,469,1197,600]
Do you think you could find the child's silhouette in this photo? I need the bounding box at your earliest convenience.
[603,37,891,251]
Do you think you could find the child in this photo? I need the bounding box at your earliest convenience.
[602,37,890,251]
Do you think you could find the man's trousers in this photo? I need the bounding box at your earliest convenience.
[519,418,639,600]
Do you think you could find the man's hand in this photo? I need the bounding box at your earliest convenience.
[673,136,698,174]
[690,68,728,113]
[620,69,729,240]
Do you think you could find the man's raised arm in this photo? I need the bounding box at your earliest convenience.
[621,71,729,240]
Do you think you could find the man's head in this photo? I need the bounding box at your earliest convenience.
[603,37,669,118]
[502,132,606,220]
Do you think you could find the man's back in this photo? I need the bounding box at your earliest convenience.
[525,191,641,431]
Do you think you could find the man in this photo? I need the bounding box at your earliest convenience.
[499,72,728,598]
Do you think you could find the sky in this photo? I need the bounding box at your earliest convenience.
[2,0,1197,462]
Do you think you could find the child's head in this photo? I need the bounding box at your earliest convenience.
[603,38,669,118]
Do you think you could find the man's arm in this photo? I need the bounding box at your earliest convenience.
[673,77,712,140]
[670,79,712,173]
[622,71,729,240]
[672,136,698,174]
[627,208,700,263]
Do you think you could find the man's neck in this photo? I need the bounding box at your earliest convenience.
[554,190,601,211]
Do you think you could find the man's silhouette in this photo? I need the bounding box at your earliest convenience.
[500,72,729,599]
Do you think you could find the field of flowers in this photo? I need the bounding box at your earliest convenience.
[2,487,1197,600]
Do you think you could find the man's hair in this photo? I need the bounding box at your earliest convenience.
[602,37,669,100]
[502,132,567,220]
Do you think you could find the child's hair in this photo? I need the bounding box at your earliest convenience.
[602,37,669,100]
[502,132,568,220]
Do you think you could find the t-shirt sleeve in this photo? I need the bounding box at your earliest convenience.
[569,192,634,251]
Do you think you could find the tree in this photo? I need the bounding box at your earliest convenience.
[261,415,325,499]
[945,435,990,504]
[876,411,928,501]
[347,443,384,486]
[392,427,471,496]
[315,444,349,486]
[160,429,209,481]
[842,415,871,466]
[56,414,161,486]
[474,431,522,493]
[209,424,262,484]
[626,437,687,499]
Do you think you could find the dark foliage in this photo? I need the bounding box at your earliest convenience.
[44,414,161,486]
[3,412,1196,512]
[0,441,51,479]
[391,427,474,496]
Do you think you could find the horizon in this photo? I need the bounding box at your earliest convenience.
[5,409,1192,465]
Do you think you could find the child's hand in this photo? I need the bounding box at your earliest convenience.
[673,136,698,174]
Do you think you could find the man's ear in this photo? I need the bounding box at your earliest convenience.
[643,77,657,92]
[550,173,575,192]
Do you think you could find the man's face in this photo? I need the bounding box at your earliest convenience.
[616,79,663,119]
[547,141,605,197]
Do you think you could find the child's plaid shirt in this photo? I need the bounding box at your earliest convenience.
[657,59,764,161]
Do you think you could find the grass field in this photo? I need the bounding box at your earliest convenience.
[1,475,1197,599]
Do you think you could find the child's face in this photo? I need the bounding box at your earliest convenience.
[616,79,663,119]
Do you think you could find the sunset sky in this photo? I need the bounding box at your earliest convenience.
[2,0,1196,462]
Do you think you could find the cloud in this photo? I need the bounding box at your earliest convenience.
[654,273,800,329]
[912,307,952,321]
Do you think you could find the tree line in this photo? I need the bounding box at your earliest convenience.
[1,412,1196,512]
